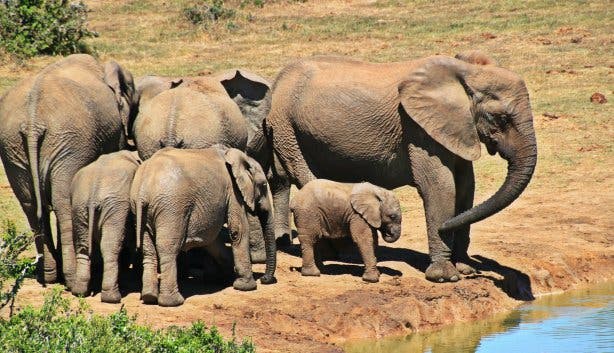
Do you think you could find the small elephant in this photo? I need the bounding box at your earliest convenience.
[290,179,402,283]
[70,150,141,303]
[130,147,276,307]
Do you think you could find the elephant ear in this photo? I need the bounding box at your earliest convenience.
[398,56,481,161]
[224,148,256,212]
[350,183,382,229]
[104,61,136,136]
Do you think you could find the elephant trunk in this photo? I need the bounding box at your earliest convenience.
[258,202,277,284]
[440,118,537,232]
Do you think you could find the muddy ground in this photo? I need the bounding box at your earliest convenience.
[12,149,613,353]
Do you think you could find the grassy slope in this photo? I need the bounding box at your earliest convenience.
[0,0,612,234]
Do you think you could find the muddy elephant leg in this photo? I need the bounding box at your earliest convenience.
[99,210,128,303]
[228,202,256,291]
[156,223,184,307]
[50,176,76,288]
[453,161,476,275]
[411,149,460,283]
[71,204,92,296]
[269,153,292,244]
[349,220,380,283]
[141,226,159,304]
[298,230,320,277]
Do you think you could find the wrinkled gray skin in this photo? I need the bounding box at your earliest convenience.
[291,180,402,283]
[0,54,138,287]
[70,150,141,303]
[266,53,538,283]
[134,70,272,263]
[130,147,276,307]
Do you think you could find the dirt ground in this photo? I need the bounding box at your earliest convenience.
[12,151,614,352]
[2,1,613,352]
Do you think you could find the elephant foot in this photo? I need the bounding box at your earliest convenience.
[455,261,477,275]
[71,281,89,297]
[260,274,277,285]
[158,292,185,307]
[141,288,159,305]
[301,265,321,277]
[362,269,380,283]
[233,277,257,291]
[38,268,58,285]
[425,261,460,283]
[101,289,121,304]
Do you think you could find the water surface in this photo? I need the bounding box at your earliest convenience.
[345,282,613,353]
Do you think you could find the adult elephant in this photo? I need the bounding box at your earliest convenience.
[0,54,138,286]
[133,70,272,262]
[265,53,538,282]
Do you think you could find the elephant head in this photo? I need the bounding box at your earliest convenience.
[398,55,537,232]
[350,183,402,243]
[135,75,183,107]
[104,61,138,140]
[215,70,271,168]
[223,147,277,284]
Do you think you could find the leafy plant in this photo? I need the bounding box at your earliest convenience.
[184,0,236,28]
[0,221,36,316]
[0,0,98,59]
[0,287,256,353]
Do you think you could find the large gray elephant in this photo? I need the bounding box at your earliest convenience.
[0,54,138,286]
[133,70,272,263]
[291,179,402,283]
[70,150,141,303]
[130,147,276,307]
[265,53,538,283]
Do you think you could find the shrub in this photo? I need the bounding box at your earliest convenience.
[0,221,36,316]
[0,287,256,353]
[0,0,98,59]
[184,0,236,28]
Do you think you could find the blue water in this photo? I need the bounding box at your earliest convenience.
[345,282,613,353]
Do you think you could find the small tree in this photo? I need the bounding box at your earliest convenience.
[0,0,98,59]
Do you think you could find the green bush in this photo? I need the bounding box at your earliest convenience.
[0,221,36,315]
[184,0,236,28]
[0,0,97,59]
[0,287,256,353]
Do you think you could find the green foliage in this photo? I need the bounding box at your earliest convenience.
[0,221,36,314]
[183,0,236,28]
[0,0,97,59]
[0,287,256,353]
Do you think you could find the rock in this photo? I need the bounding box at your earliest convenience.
[590,92,607,104]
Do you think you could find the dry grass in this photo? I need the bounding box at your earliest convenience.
[0,0,612,233]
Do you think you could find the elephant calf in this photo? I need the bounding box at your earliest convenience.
[290,180,402,283]
[130,147,276,307]
[70,150,141,303]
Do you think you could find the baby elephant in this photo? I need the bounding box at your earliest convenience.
[70,150,141,303]
[130,147,276,307]
[290,180,402,283]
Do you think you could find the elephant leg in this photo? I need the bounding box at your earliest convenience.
[269,154,292,244]
[453,161,476,275]
[350,220,380,283]
[50,177,76,288]
[71,204,92,296]
[298,231,320,277]
[411,150,460,283]
[99,210,127,303]
[156,223,184,307]
[141,226,159,304]
[228,202,256,291]
[246,212,266,263]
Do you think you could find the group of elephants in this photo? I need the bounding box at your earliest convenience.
[0,50,537,306]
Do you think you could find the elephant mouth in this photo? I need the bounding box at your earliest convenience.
[382,232,400,243]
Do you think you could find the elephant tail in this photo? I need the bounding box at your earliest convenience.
[20,124,47,222]
[134,197,147,250]
[85,203,97,259]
